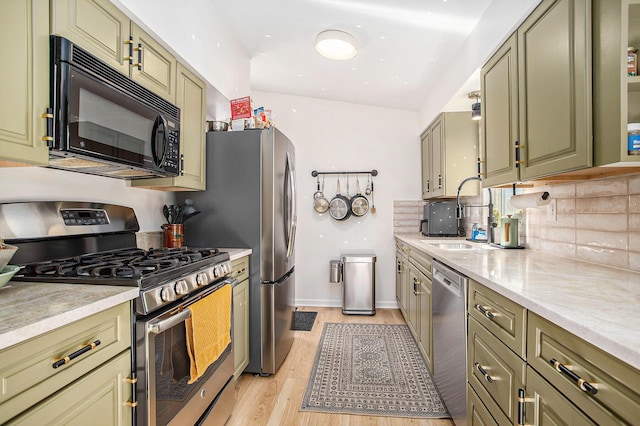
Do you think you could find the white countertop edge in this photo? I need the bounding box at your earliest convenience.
[395,234,640,371]
[224,248,252,261]
[0,287,138,351]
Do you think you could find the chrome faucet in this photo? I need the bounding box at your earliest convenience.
[456,176,496,244]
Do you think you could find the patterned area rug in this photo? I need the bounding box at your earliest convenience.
[300,323,450,419]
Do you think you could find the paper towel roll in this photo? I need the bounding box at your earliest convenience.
[509,192,551,209]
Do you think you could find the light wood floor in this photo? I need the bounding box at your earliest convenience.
[227,307,455,426]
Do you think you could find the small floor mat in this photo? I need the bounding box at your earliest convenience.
[293,311,317,331]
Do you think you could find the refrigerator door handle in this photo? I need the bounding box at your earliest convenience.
[285,151,297,258]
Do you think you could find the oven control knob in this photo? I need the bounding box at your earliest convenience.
[160,286,176,302]
[196,273,208,286]
[213,266,221,278]
[174,280,188,295]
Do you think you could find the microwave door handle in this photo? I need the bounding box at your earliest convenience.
[151,115,168,167]
[147,309,191,335]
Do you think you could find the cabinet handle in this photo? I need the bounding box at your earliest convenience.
[133,43,142,70]
[124,36,134,63]
[474,362,494,383]
[438,174,442,189]
[413,277,419,295]
[41,108,54,147]
[477,157,482,178]
[549,358,598,395]
[515,140,523,168]
[474,303,495,319]
[180,154,185,176]
[52,340,101,369]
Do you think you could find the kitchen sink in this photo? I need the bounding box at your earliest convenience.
[423,241,497,251]
[427,242,475,250]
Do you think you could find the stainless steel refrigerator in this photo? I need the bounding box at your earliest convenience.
[178,127,297,375]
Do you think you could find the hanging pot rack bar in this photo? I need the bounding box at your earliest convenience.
[311,169,378,177]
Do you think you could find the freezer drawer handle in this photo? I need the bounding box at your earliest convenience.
[474,362,494,383]
[52,340,101,369]
[474,303,495,319]
[550,358,598,395]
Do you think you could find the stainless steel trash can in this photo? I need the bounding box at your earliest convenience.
[341,253,376,315]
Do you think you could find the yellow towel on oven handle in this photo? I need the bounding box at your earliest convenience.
[185,283,232,384]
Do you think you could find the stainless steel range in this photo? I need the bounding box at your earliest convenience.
[1,201,235,426]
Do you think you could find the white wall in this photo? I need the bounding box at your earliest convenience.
[252,91,421,308]
[418,0,541,130]
[0,168,172,232]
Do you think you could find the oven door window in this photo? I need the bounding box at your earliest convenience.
[154,321,193,425]
[65,66,163,169]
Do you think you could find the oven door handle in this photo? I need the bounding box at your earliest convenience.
[147,309,191,335]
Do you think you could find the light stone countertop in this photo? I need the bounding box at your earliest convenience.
[0,282,138,351]
[396,233,640,371]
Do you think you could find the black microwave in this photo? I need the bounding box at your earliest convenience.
[48,36,180,179]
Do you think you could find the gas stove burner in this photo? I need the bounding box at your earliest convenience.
[15,246,230,288]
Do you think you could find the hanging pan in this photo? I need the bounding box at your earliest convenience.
[350,175,369,216]
[329,178,351,221]
[313,176,329,214]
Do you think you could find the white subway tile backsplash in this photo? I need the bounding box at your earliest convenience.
[576,196,628,213]
[628,174,640,194]
[576,177,628,197]
[576,213,627,232]
[396,174,640,272]
[576,245,629,270]
[576,229,627,250]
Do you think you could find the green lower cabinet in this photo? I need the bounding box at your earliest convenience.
[468,316,526,426]
[233,278,250,379]
[7,350,132,425]
[467,384,498,426]
[522,366,596,426]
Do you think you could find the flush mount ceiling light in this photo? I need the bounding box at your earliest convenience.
[315,30,358,60]
[469,91,481,121]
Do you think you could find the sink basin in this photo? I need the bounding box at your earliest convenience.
[423,241,497,251]
[427,242,475,250]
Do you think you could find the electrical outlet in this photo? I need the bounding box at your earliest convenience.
[547,199,557,221]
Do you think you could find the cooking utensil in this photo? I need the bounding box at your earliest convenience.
[313,176,329,214]
[163,205,171,223]
[329,178,351,221]
[365,174,372,195]
[206,120,229,132]
[350,176,369,216]
[370,180,376,214]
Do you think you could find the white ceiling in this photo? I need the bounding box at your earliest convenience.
[211,0,493,111]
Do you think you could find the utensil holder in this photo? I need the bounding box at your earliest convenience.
[162,224,184,248]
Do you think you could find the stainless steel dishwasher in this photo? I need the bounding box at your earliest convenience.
[432,259,469,426]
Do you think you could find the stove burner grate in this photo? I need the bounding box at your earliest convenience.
[17,247,223,280]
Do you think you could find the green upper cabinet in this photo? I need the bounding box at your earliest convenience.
[593,0,640,166]
[51,0,176,103]
[421,127,431,199]
[481,0,592,186]
[421,112,479,199]
[0,0,50,166]
[481,34,519,187]
[130,64,206,191]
